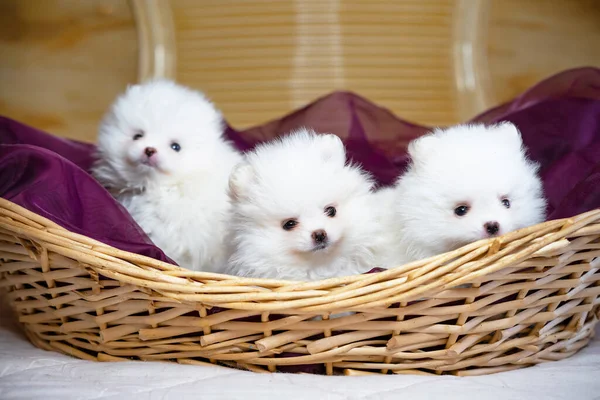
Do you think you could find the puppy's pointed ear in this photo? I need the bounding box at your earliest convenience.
[494,122,523,150]
[319,134,346,166]
[125,82,141,92]
[407,133,437,164]
[228,162,254,201]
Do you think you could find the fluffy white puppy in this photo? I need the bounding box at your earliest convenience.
[383,122,546,266]
[92,79,242,271]
[223,129,388,281]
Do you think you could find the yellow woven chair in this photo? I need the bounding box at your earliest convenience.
[130,0,493,128]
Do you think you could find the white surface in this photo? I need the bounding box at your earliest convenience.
[1,302,599,400]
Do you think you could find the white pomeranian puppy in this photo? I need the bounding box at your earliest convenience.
[92,79,242,271]
[383,122,546,266]
[222,129,389,281]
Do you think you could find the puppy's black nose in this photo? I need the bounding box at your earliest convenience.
[484,221,500,235]
[311,229,327,243]
[145,147,157,157]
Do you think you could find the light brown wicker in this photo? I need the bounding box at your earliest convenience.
[131,0,494,128]
[1,196,599,376]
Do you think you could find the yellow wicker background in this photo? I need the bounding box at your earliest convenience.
[172,0,458,127]
[1,0,599,141]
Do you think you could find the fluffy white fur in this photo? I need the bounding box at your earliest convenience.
[91,79,242,271]
[382,122,546,265]
[222,129,389,281]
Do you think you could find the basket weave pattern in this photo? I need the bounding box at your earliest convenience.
[1,197,599,376]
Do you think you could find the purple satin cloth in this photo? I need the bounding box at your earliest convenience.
[1,67,600,266]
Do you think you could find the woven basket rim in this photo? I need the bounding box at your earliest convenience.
[1,197,600,312]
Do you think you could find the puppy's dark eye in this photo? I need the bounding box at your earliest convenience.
[282,219,298,231]
[454,205,470,217]
[501,198,511,208]
[133,130,144,140]
[325,206,336,218]
[171,142,181,152]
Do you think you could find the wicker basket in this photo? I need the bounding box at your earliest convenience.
[1,197,599,377]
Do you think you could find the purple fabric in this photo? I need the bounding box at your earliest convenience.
[1,67,600,266]
[0,117,95,171]
[0,120,173,264]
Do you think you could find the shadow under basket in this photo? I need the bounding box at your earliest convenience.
[1,198,600,377]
